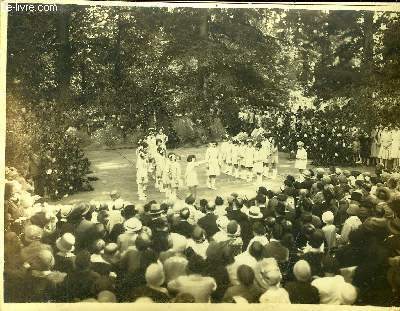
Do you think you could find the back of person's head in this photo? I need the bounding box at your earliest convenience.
[237,265,255,287]
[293,260,311,282]
[252,221,266,236]
[257,186,268,196]
[256,194,266,205]
[135,233,152,251]
[97,290,117,303]
[271,223,284,240]
[185,195,195,205]
[172,292,196,303]
[188,254,207,275]
[215,196,224,206]
[309,229,324,249]
[281,233,295,249]
[248,241,264,261]
[122,204,136,219]
[145,263,165,287]
[179,208,190,220]
[322,255,340,275]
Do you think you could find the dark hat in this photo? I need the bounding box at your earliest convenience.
[30,211,51,228]
[265,217,276,228]
[309,229,324,248]
[179,208,190,220]
[148,203,163,216]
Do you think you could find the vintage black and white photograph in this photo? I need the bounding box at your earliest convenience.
[3,1,400,306]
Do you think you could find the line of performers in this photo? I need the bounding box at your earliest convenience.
[136,130,308,201]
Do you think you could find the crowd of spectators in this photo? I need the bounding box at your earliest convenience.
[4,164,400,305]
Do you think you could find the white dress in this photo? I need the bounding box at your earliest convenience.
[231,144,240,165]
[244,146,255,168]
[380,130,393,160]
[391,130,400,159]
[261,140,271,164]
[136,156,148,184]
[168,161,181,188]
[295,148,308,170]
[205,147,220,176]
[185,161,201,187]
[253,149,264,174]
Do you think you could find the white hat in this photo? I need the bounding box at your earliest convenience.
[245,206,263,219]
[123,217,142,232]
[56,233,75,253]
[322,211,334,224]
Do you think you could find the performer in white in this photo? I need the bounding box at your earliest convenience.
[261,135,271,178]
[205,142,221,190]
[220,135,231,174]
[164,153,181,200]
[391,127,400,170]
[268,137,279,179]
[146,129,157,176]
[154,145,167,192]
[253,142,264,187]
[185,154,205,199]
[156,128,168,150]
[244,139,255,182]
[136,149,149,201]
[380,127,393,169]
[231,139,241,179]
[295,141,308,176]
[225,138,234,176]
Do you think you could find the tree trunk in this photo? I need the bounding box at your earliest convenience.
[362,11,374,80]
[55,6,73,106]
[198,9,210,123]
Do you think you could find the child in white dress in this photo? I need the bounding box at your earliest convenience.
[165,153,181,200]
[185,155,205,199]
[244,140,255,182]
[253,143,264,187]
[205,142,221,190]
[136,150,149,201]
[295,141,308,176]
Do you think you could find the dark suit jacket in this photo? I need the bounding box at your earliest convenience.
[198,213,219,239]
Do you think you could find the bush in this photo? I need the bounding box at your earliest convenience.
[124,128,146,146]
[172,117,197,144]
[209,117,226,141]
[91,124,122,148]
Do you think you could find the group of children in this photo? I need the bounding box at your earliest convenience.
[135,128,309,201]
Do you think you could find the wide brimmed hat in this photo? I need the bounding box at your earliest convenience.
[24,225,43,243]
[245,206,263,219]
[148,203,164,216]
[123,217,142,232]
[388,217,400,235]
[56,233,75,253]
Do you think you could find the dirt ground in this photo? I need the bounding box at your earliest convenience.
[56,145,374,205]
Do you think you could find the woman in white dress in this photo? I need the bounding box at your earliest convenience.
[155,145,167,192]
[261,137,271,178]
[268,137,279,179]
[231,139,240,179]
[244,140,255,182]
[136,149,149,201]
[185,155,205,199]
[253,143,265,187]
[205,142,221,190]
[295,141,308,175]
[391,128,400,170]
[163,153,181,200]
[380,128,393,169]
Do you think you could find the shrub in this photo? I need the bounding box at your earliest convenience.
[91,124,122,148]
[209,117,226,141]
[172,117,197,144]
[124,128,146,146]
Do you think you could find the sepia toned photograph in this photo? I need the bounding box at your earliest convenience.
[2,1,400,307]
